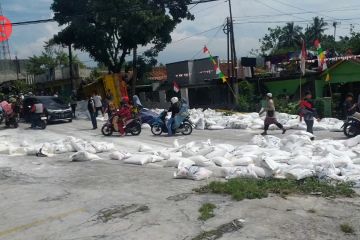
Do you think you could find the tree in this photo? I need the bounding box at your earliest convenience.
[305,17,328,45]
[278,22,303,49]
[51,0,194,73]
[26,43,85,75]
[259,23,302,55]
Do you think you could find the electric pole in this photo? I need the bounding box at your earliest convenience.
[228,0,239,101]
[68,44,74,92]
[132,47,138,97]
[333,21,340,55]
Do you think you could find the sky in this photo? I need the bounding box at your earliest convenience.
[3,0,360,66]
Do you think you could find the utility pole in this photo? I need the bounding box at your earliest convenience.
[68,44,74,92]
[131,47,138,97]
[333,21,340,55]
[227,0,239,102]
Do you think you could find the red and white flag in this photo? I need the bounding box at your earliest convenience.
[173,81,180,93]
[300,38,307,76]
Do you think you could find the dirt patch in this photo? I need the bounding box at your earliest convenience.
[94,204,149,223]
[39,191,71,202]
[192,219,244,240]
[0,167,36,184]
[167,193,192,202]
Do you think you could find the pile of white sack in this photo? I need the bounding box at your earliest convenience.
[187,109,344,132]
[109,132,360,184]
[0,136,114,161]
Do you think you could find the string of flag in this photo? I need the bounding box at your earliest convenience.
[203,45,238,98]
[203,46,227,83]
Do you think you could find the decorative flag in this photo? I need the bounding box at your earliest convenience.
[314,39,327,71]
[325,73,331,82]
[203,46,227,83]
[300,38,307,76]
[173,81,180,93]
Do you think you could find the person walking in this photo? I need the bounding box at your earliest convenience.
[93,91,103,117]
[259,93,286,136]
[299,91,319,140]
[88,95,97,130]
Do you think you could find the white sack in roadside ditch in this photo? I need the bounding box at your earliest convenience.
[174,166,213,181]
[70,151,102,162]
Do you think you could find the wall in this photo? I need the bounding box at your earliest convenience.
[263,78,308,97]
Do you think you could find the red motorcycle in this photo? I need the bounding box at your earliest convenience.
[101,114,142,136]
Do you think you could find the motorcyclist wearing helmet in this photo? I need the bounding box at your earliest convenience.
[167,97,180,136]
[115,96,132,136]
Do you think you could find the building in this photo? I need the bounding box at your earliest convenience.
[33,64,92,96]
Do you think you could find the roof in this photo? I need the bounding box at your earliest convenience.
[148,67,167,81]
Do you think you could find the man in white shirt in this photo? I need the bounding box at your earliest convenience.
[93,91,103,117]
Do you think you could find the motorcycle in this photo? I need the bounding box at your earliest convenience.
[151,110,193,136]
[5,114,19,128]
[343,112,360,138]
[30,114,47,130]
[0,110,3,124]
[102,114,142,136]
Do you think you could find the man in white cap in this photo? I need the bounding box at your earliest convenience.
[259,93,286,136]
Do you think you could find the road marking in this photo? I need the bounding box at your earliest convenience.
[0,208,86,238]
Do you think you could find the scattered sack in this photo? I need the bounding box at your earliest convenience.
[212,156,233,167]
[189,155,215,167]
[138,144,153,152]
[124,155,153,165]
[70,151,102,162]
[109,151,131,161]
[174,166,213,181]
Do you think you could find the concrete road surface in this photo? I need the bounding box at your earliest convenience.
[0,119,358,240]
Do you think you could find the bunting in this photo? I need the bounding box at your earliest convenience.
[203,46,227,83]
[314,39,327,71]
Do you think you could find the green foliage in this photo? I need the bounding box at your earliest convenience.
[12,80,34,94]
[340,223,355,234]
[259,16,360,55]
[26,43,84,75]
[195,178,356,201]
[236,81,255,112]
[51,0,193,73]
[274,98,299,115]
[198,203,216,221]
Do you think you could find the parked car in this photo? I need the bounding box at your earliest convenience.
[23,96,73,123]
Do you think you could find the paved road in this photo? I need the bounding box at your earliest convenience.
[0,119,358,240]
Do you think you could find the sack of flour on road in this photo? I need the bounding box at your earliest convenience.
[174,166,213,181]
[70,151,102,162]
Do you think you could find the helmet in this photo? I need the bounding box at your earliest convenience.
[9,97,16,103]
[121,96,129,104]
[266,93,273,98]
[170,97,179,104]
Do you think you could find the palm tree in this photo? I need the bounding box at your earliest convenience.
[278,22,303,49]
[305,17,328,45]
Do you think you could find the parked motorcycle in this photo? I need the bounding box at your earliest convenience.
[343,112,360,138]
[151,110,193,136]
[30,114,47,129]
[101,114,142,136]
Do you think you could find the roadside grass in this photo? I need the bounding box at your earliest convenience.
[194,178,356,201]
[340,223,355,234]
[198,203,216,221]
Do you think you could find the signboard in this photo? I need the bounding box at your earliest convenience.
[166,56,220,85]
